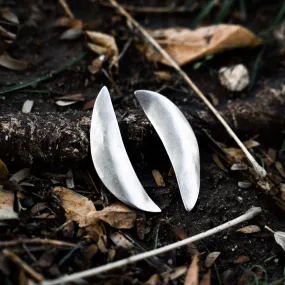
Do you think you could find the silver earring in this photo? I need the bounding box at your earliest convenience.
[90,87,200,212]
[134,90,200,211]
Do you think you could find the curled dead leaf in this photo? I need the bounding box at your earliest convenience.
[223,139,259,161]
[88,55,105,74]
[52,187,103,239]
[237,225,261,234]
[0,159,9,179]
[141,24,261,66]
[87,202,136,229]
[152,169,165,187]
[0,52,29,70]
[204,252,220,268]
[86,31,119,69]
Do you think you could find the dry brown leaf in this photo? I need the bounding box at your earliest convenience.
[204,252,220,268]
[152,169,166,187]
[0,189,18,220]
[223,139,259,161]
[86,31,119,69]
[52,187,103,238]
[237,225,261,234]
[161,266,187,283]
[56,93,84,101]
[141,25,261,66]
[199,269,211,285]
[234,255,250,263]
[144,274,161,285]
[243,140,260,148]
[87,202,136,229]
[0,8,19,24]
[0,159,9,179]
[83,99,96,110]
[170,224,199,256]
[88,55,105,74]
[154,71,172,81]
[0,52,29,70]
[184,254,199,285]
[55,17,83,28]
[110,232,133,249]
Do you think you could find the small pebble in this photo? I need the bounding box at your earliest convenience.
[237,196,243,203]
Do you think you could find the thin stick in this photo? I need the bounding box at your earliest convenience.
[105,0,266,178]
[3,249,44,282]
[0,238,76,248]
[59,0,74,19]
[42,207,261,285]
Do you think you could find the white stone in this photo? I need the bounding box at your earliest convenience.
[219,64,249,92]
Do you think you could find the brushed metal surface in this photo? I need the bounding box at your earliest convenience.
[90,87,161,212]
[135,90,200,211]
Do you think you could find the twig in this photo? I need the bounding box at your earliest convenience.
[3,249,44,282]
[264,225,275,234]
[42,207,262,285]
[59,0,74,19]
[0,52,88,95]
[105,0,266,178]
[0,238,76,248]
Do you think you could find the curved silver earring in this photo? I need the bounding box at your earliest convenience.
[135,90,200,211]
[90,86,200,212]
[90,87,161,212]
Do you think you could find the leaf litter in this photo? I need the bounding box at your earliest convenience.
[237,225,261,234]
[139,24,261,66]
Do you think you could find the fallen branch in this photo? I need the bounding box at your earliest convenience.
[42,207,262,285]
[105,0,266,178]
[1,83,285,168]
[0,238,76,248]
[3,249,44,282]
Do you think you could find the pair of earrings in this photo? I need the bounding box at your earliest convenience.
[90,87,200,212]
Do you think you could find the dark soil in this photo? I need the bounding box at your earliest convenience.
[0,0,285,284]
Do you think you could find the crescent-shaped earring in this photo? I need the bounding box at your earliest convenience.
[90,87,200,212]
